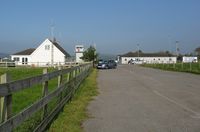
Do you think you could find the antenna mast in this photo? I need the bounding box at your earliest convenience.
[50,21,55,66]
[175,41,179,57]
[137,44,140,57]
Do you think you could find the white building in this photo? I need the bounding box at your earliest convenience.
[182,56,198,63]
[11,38,70,66]
[75,45,84,63]
[120,52,177,64]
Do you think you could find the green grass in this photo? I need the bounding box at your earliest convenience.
[0,67,93,131]
[49,69,98,132]
[0,67,62,131]
[142,62,200,74]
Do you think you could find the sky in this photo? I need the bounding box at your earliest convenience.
[0,0,200,55]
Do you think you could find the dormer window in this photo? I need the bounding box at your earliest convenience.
[45,45,50,50]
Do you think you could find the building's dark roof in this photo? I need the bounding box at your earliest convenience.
[120,51,175,57]
[13,48,35,55]
[49,40,71,57]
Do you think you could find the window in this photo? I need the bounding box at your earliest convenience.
[22,58,28,65]
[25,58,28,64]
[125,58,127,61]
[22,58,25,64]
[13,57,20,61]
[45,45,50,50]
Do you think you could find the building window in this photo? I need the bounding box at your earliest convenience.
[14,57,20,61]
[22,58,24,64]
[45,45,50,50]
[22,58,28,65]
[25,58,28,64]
[125,59,127,61]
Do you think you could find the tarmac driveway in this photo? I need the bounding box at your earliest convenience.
[83,65,200,132]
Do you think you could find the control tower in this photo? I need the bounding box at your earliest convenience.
[75,45,84,62]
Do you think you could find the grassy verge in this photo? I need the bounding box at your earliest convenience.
[49,69,98,132]
[142,63,200,74]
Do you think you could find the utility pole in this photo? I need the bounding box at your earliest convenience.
[50,22,55,66]
[175,41,179,57]
[137,44,140,57]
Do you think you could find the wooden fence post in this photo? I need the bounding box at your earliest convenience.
[173,62,175,69]
[72,69,76,91]
[68,70,74,101]
[199,61,200,69]
[0,73,12,123]
[181,62,183,70]
[58,67,63,102]
[41,68,48,120]
[78,66,81,82]
[74,68,79,89]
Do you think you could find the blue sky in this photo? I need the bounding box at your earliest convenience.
[0,0,200,55]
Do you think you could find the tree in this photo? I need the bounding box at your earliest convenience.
[81,46,98,66]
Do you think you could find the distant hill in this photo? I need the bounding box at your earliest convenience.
[0,53,9,58]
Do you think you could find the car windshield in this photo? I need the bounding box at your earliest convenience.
[104,61,108,64]
[98,60,103,63]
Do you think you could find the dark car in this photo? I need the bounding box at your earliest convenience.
[97,61,108,69]
[107,60,117,69]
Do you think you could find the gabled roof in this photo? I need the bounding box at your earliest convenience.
[49,39,71,57]
[120,51,175,57]
[13,48,35,55]
[12,39,70,57]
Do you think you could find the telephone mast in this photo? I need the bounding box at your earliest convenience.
[137,44,140,57]
[50,22,55,66]
[175,41,179,57]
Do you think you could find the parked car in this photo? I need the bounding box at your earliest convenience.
[97,61,108,69]
[107,60,117,69]
[97,60,117,69]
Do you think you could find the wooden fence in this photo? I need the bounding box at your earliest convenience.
[0,62,15,67]
[0,63,92,131]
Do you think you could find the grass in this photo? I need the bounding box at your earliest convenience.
[0,67,95,131]
[142,62,200,74]
[49,69,98,132]
[0,67,62,131]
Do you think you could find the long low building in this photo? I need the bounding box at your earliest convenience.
[120,51,177,64]
[182,56,198,63]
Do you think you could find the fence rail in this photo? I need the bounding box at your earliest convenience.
[0,61,86,68]
[0,63,92,131]
[142,62,200,74]
[0,62,15,67]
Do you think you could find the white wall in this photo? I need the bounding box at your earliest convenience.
[182,56,198,63]
[76,52,83,63]
[121,57,177,64]
[11,39,66,66]
[11,55,31,65]
[75,45,84,63]
[31,39,65,66]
